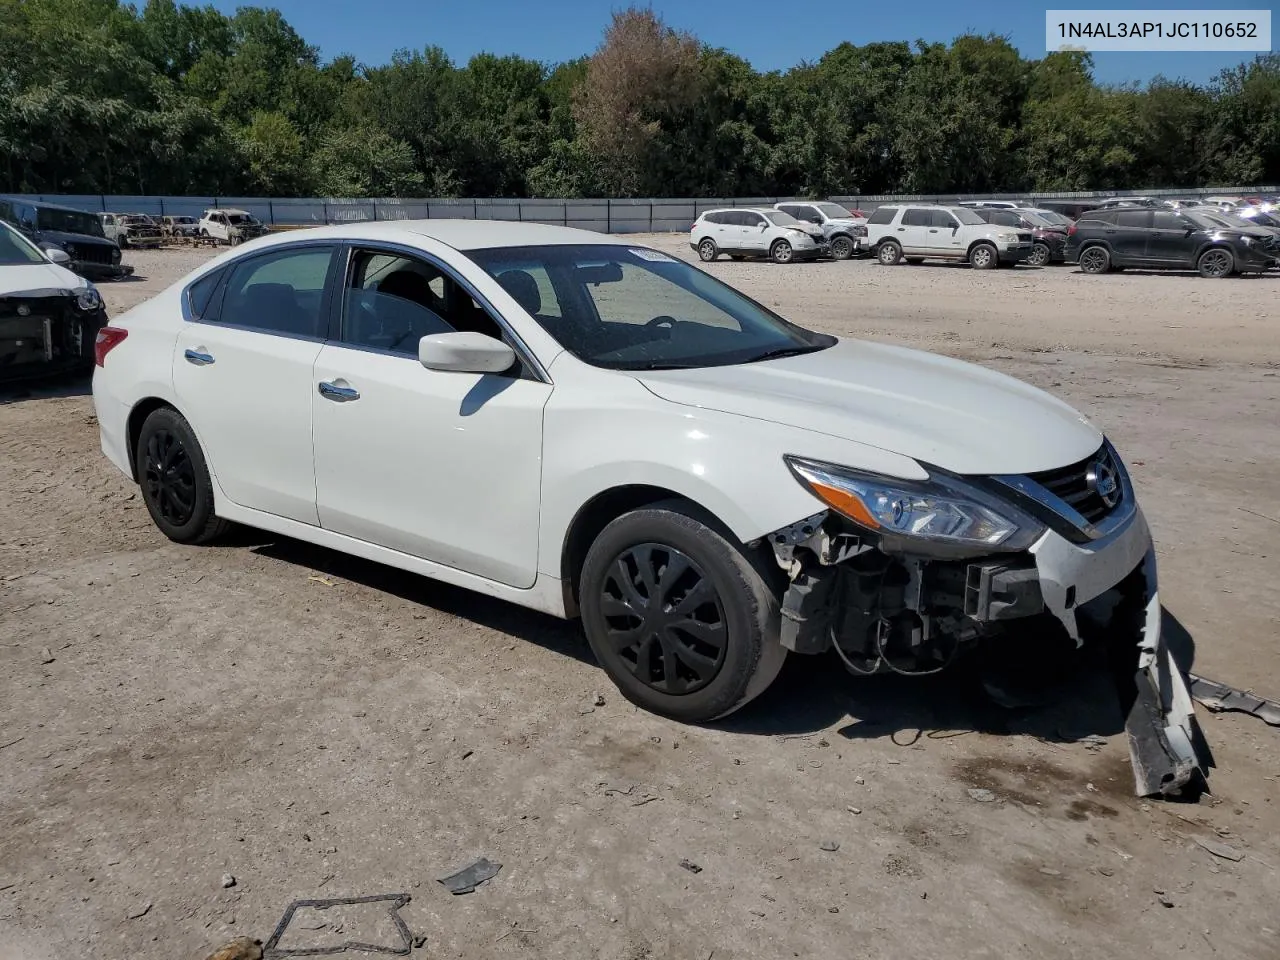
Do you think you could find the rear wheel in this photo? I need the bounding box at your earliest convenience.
[969,243,997,269]
[1197,247,1234,278]
[697,238,718,262]
[830,235,855,260]
[1078,245,1111,274]
[135,407,228,545]
[770,239,794,264]
[579,503,787,722]
[877,241,902,265]
[1027,242,1051,267]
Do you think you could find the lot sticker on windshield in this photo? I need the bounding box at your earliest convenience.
[630,248,677,263]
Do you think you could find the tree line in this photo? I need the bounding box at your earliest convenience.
[1,0,1277,200]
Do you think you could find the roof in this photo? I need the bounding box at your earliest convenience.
[246,219,634,252]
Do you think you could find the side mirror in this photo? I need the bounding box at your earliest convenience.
[419,331,516,375]
[45,247,71,265]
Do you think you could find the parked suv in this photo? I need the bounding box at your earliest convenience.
[1065,207,1278,277]
[691,208,827,263]
[957,200,1035,210]
[970,207,1068,266]
[773,201,868,260]
[198,208,268,245]
[101,213,163,249]
[865,203,1032,268]
[160,215,200,238]
[0,198,132,280]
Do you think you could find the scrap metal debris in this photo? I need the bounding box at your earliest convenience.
[438,858,501,895]
[1193,836,1245,862]
[678,859,702,874]
[1188,674,1280,727]
[264,893,413,957]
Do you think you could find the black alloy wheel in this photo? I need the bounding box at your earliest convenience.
[143,428,197,527]
[597,543,728,695]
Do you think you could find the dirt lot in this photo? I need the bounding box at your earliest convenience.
[2,241,1278,960]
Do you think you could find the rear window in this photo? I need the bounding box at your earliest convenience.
[867,207,897,225]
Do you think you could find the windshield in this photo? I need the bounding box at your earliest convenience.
[763,210,800,226]
[1020,211,1054,228]
[1034,211,1072,226]
[815,203,854,219]
[1239,209,1279,227]
[35,207,105,237]
[0,222,48,265]
[950,208,985,225]
[465,244,834,371]
[1186,212,1231,230]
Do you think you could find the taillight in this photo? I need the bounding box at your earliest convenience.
[94,326,128,367]
[1067,222,1077,236]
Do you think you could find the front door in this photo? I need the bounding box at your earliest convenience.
[172,243,338,524]
[927,209,966,256]
[1147,210,1195,265]
[311,246,551,588]
[736,211,770,251]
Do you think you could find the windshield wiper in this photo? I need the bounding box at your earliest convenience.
[744,345,823,364]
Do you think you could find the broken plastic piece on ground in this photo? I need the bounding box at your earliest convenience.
[1193,835,1244,862]
[1188,674,1280,727]
[438,858,502,895]
[263,893,413,957]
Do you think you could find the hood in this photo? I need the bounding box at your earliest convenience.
[37,229,115,249]
[0,261,86,297]
[635,339,1103,476]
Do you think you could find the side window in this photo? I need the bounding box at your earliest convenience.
[1084,211,1116,225]
[990,210,1019,227]
[776,205,799,218]
[740,212,764,228]
[704,212,726,225]
[340,249,506,355]
[866,207,896,225]
[794,205,821,222]
[901,209,931,226]
[186,270,223,319]
[1153,211,1185,230]
[216,246,334,338]
[931,210,960,228]
[1116,210,1152,229]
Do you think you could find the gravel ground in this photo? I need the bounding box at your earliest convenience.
[2,240,1278,960]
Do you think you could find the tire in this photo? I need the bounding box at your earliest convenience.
[969,243,997,270]
[1078,245,1111,274]
[830,235,855,260]
[877,241,902,265]
[578,503,787,723]
[697,238,718,262]
[770,239,794,264]
[134,407,229,545]
[1197,247,1234,278]
[1027,242,1051,267]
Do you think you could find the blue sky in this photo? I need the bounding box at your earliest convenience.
[208,0,1276,85]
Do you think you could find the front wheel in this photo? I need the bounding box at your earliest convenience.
[1078,245,1111,274]
[969,243,997,269]
[135,407,229,545]
[1197,247,1234,278]
[770,239,794,264]
[579,504,787,722]
[697,238,718,262]
[1027,242,1051,267]
[877,241,902,265]
[830,235,855,260]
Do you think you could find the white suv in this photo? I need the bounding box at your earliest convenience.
[691,208,826,264]
[198,208,268,245]
[865,203,1033,269]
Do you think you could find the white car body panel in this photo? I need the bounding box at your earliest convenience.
[1,260,94,297]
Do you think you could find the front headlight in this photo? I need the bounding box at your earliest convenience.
[786,227,807,238]
[76,285,102,311]
[785,457,1044,553]
[996,232,1019,242]
[1240,235,1254,246]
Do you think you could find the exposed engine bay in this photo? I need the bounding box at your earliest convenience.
[0,290,102,382]
[764,462,1204,800]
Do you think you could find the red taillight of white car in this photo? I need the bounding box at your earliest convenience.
[94,326,128,367]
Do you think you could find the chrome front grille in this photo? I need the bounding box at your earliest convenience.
[1027,446,1121,523]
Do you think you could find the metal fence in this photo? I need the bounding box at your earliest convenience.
[8,186,1278,233]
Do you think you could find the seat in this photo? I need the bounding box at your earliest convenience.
[497,270,541,315]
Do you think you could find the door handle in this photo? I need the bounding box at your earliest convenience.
[1104,229,1117,234]
[183,348,214,366]
[896,227,906,231]
[318,380,360,402]
[928,229,939,233]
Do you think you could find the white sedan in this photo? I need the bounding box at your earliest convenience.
[91,221,1200,795]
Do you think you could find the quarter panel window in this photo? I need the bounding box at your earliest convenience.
[215,246,335,338]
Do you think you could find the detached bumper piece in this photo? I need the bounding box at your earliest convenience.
[1188,674,1280,727]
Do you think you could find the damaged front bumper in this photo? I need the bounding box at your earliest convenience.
[770,449,1203,798]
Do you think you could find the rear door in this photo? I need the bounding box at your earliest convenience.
[898,208,932,254]
[1111,209,1153,262]
[172,242,339,524]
